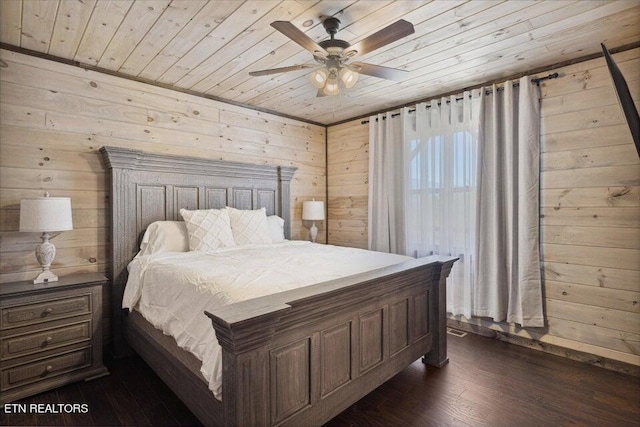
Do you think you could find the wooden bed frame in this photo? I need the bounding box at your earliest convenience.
[101,146,457,426]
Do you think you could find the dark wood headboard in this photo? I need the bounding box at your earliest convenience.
[100,146,296,355]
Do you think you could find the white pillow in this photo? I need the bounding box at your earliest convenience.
[267,215,285,243]
[180,208,236,252]
[138,221,189,256]
[226,207,272,245]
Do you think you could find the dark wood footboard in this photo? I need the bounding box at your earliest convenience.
[207,255,456,426]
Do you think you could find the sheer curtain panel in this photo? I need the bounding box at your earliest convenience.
[405,93,481,318]
[368,112,406,253]
[475,77,544,327]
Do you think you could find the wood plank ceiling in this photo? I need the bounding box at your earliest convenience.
[1,0,639,125]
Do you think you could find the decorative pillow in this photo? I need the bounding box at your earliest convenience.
[179,208,236,252]
[226,207,272,245]
[267,215,285,243]
[138,221,189,256]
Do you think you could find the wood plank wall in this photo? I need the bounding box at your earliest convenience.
[0,49,326,342]
[327,48,640,367]
[327,121,369,248]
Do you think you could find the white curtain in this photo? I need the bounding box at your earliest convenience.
[368,112,406,254]
[403,92,482,318]
[475,77,544,327]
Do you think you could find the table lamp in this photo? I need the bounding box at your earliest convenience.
[302,200,325,243]
[19,192,73,284]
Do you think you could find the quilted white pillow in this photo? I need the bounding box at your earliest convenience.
[179,208,236,252]
[267,215,285,243]
[227,207,272,245]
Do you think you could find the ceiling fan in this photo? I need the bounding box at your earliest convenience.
[249,17,415,96]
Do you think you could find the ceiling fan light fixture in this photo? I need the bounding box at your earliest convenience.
[309,68,329,88]
[323,73,340,96]
[339,67,359,89]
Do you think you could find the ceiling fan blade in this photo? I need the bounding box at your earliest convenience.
[344,20,414,58]
[271,21,328,58]
[249,64,316,77]
[351,62,409,81]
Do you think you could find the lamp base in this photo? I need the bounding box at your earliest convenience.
[309,222,318,243]
[34,232,58,284]
[34,270,58,284]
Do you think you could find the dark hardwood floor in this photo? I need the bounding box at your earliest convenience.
[2,332,639,426]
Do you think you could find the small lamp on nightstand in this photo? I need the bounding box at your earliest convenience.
[302,200,325,243]
[19,192,73,284]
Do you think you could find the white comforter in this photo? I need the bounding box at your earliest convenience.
[123,241,411,399]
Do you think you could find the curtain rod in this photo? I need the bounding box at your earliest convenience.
[360,73,559,125]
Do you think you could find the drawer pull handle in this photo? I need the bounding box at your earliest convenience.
[44,307,53,315]
[44,336,53,344]
[45,365,54,373]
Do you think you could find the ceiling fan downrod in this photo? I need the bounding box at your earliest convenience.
[319,18,351,53]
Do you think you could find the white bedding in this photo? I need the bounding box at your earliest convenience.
[123,241,411,399]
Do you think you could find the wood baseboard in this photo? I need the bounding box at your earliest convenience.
[446,318,640,377]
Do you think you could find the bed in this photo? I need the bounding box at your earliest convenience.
[100,146,457,426]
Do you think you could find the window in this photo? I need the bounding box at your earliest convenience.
[405,130,477,258]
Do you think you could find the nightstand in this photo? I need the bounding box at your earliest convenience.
[0,273,109,404]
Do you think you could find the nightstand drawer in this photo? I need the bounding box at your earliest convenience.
[1,321,92,361]
[2,347,92,391]
[1,294,91,330]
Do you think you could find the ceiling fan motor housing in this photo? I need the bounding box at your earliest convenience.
[319,39,351,51]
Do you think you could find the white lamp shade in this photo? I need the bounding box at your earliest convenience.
[322,71,340,96]
[339,67,359,89]
[309,68,329,89]
[20,197,73,232]
[302,200,325,221]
